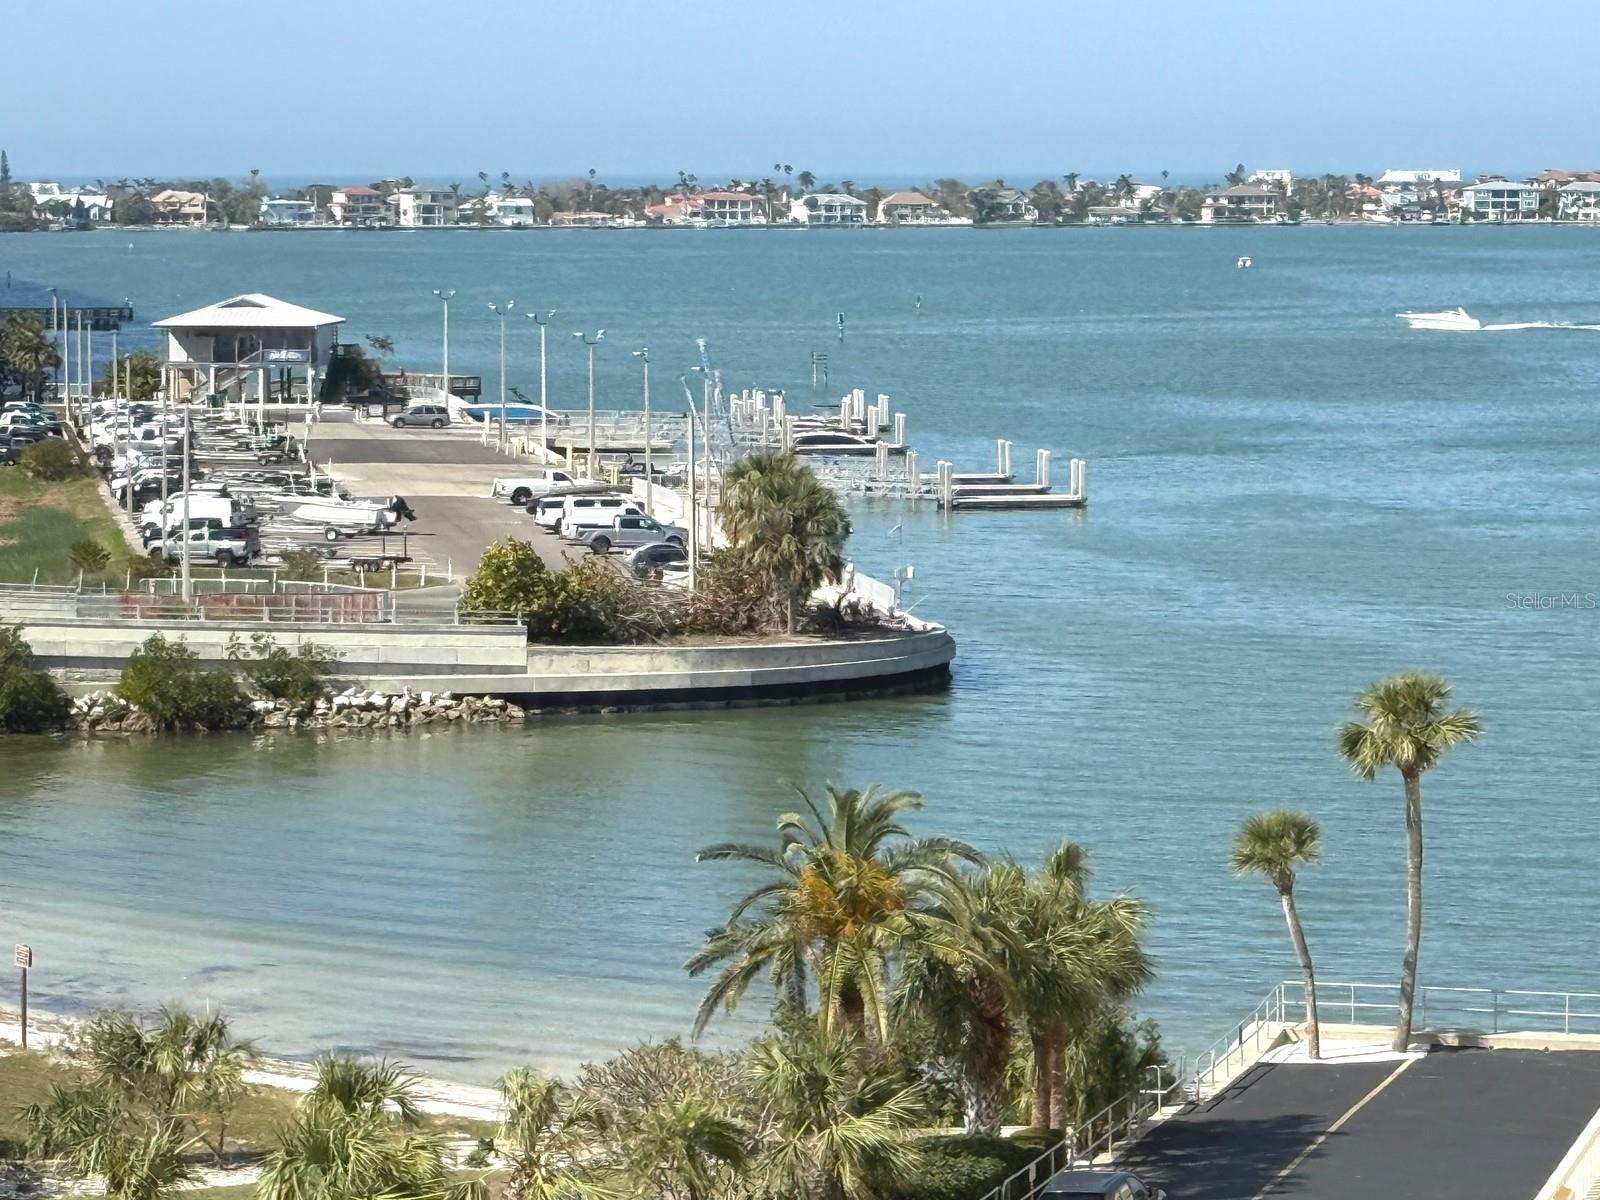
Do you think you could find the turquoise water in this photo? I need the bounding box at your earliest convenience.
[3,226,1599,1080]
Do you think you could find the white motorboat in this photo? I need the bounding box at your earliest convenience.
[1396,307,1482,331]
[287,497,405,531]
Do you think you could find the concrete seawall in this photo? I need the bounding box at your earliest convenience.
[13,613,955,710]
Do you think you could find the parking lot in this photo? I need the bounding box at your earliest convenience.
[302,413,583,574]
[1117,1047,1600,1199]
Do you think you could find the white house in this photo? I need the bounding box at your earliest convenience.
[1557,181,1600,223]
[1376,168,1461,196]
[968,186,1037,224]
[1461,181,1539,221]
[488,195,538,226]
[793,193,869,226]
[153,293,345,405]
[27,182,113,222]
[1248,169,1294,193]
[328,186,386,227]
[389,187,460,227]
[1200,184,1285,223]
[691,191,768,224]
[259,198,317,227]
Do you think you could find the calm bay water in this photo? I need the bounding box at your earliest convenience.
[2,225,1599,1080]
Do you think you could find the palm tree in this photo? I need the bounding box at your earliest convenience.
[623,1093,748,1200]
[1231,811,1323,1059]
[494,1068,610,1200]
[719,451,850,633]
[2,315,61,401]
[797,170,815,191]
[1338,673,1481,1051]
[259,1057,481,1200]
[687,783,980,1040]
[747,1028,928,1200]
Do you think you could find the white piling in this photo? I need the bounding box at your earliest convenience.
[1036,448,1052,488]
[1003,440,1013,479]
[782,415,795,452]
[905,451,920,502]
[893,412,907,447]
[874,440,889,477]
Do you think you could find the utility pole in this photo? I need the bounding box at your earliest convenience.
[685,385,697,590]
[573,330,604,477]
[527,310,555,459]
[179,408,192,603]
[432,288,455,404]
[488,301,515,448]
[632,348,650,510]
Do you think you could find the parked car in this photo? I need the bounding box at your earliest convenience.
[1039,1170,1164,1200]
[534,491,637,532]
[556,498,649,540]
[390,404,450,429]
[0,411,63,437]
[490,469,578,506]
[626,542,689,578]
[577,515,687,555]
[148,524,260,566]
[0,433,43,465]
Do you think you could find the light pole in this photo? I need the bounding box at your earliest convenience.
[47,289,59,400]
[632,347,651,510]
[681,377,697,590]
[526,310,555,459]
[488,300,515,448]
[573,329,604,477]
[432,288,455,404]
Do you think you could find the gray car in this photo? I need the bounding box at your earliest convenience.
[1039,1169,1164,1200]
[391,404,451,429]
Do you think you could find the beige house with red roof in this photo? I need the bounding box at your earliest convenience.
[328,186,387,227]
[645,191,768,225]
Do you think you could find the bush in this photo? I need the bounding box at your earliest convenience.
[226,632,341,703]
[67,539,111,574]
[461,538,549,615]
[0,626,72,732]
[18,439,79,481]
[118,633,246,730]
[277,548,327,582]
[523,559,630,643]
[883,1135,1043,1200]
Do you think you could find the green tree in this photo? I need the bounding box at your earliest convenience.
[226,632,341,703]
[492,1068,611,1200]
[1338,673,1481,1051]
[1231,810,1323,1059]
[688,784,980,1041]
[719,452,850,633]
[118,633,246,730]
[2,314,62,400]
[98,349,163,402]
[0,626,72,732]
[461,539,550,615]
[259,1057,481,1200]
[747,1026,929,1200]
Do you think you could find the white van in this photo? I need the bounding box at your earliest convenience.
[139,494,245,540]
[531,489,617,531]
[553,496,644,539]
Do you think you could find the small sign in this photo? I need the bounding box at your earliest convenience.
[14,944,31,969]
[263,348,310,364]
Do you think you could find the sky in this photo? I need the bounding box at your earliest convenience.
[4,0,1598,185]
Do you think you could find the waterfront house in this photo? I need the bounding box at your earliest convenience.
[328,186,387,227]
[1525,169,1600,191]
[154,293,344,406]
[27,182,113,223]
[1462,180,1539,221]
[488,195,538,226]
[1557,181,1600,223]
[691,191,768,224]
[389,187,460,227]
[258,198,317,227]
[878,191,941,224]
[1248,169,1294,193]
[1376,168,1462,198]
[150,189,208,225]
[1199,184,1285,223]
[793,193,870,226]
[550,210,614,227]
[967,186,1037,224]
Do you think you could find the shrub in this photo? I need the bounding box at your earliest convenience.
[883,1135,1042,1200]
[523,559,630,643]
[226,632,341,703]
[277,548,327,582]
[18,439,79,481]
[0,627,71,733]
[118,633,246,730]
[68,539,111,574]
[461,538,549,615]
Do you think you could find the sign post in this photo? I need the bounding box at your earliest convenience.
[14,944,31,1050]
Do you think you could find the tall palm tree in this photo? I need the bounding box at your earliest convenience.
[687,784,980,1040]
[1338,673,1480,1051]
[2,315,61,401]
[797,170,815,191]
[747,1028,928,1200]
[719,451,851,633]
[1231,811,1323,1059]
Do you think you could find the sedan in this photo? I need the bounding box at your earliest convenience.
[391,404,451,429]
[626,541,689,579]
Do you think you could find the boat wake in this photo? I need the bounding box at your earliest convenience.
[1397,307,1600,332]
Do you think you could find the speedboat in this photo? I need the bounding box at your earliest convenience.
[1396,308,1481,331]
[454,401,566,426]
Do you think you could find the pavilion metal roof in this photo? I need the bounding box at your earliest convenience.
[153,294,344,329]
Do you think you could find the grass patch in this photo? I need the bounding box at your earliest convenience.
[0,471,137,585]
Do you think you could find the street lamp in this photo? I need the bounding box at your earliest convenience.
[488,300,516,447]
[573,329,604,477]
[526,310,556,458]
[631,347,651,509]
[432,288,455,404]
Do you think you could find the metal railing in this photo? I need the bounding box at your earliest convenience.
[1186,983,1291,1098]
[1286,980,1600,1038]
[0,585,523,628]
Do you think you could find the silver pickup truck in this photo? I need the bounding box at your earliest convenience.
[148,524,261,566]
[576,514,688,555]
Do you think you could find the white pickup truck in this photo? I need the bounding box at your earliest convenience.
[489,469,577,506]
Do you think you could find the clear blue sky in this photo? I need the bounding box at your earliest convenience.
[5,0,1595,184]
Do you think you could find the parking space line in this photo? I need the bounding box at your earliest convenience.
[1250,1057,1416,1200]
